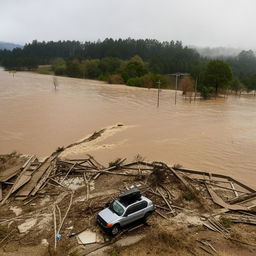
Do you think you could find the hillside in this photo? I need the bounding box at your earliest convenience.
[0,41,22,50]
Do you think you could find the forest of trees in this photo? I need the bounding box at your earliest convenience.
[0,39,201,73]
[0,38,256,97]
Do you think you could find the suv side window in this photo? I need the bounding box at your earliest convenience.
[125,201,148,215]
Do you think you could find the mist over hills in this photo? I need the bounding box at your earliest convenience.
[0,42,22,50]
[193,46,255,58]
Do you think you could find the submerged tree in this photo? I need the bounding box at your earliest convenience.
[230,77,243,94]
[120,56,148,82]
[204,60,232,96]
[180,76,194,95]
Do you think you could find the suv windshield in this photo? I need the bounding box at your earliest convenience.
[110,200,124,216]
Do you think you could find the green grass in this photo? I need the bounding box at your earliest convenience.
[219,216,232,229]
[36,65,53,75]
[182,191,196,201]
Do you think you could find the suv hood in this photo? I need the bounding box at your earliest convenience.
[99,208,120,224]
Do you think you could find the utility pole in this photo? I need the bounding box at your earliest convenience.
[169,73,189,105]
[194,77,198,101]
[175,75,178,105]
[157,80,161,107]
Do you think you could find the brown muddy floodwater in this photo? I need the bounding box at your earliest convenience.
[0,68,256,188]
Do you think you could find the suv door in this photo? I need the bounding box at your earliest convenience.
[120,201,148,226]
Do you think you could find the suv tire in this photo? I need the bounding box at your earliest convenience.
[143,211,153,223]
[144,211,153,219]
[111,224,120,236]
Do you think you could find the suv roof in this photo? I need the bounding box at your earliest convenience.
[118,187,141,207]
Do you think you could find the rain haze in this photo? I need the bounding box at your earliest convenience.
[0,0,255,49]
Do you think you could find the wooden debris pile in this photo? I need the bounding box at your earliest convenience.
[1,153,256,255]
[1,155,256,232]
[0,154,107,204]
[173,166,256,233]
[203,217,230,234]
[0,155,43,204]
[225,213,256,225]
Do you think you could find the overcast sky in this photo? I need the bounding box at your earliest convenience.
[0,0,255,49]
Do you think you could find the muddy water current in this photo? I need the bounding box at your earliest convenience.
[0,69,255,188]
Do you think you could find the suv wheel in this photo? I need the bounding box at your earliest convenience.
[144,211,152,219]
[143,211,153,223]
[111,225,120,236]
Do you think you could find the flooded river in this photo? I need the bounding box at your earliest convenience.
[0,68,255,188]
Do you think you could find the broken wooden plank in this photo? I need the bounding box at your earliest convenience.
[86,154,105,169]
[90,163,124,180]
[200,241,218,254]
[56,192,74,234]
[156,187,173,212]
[0,176,31,204]
[23,196,38,205]
[119,167,153,171]
[160,184,174,199]
[195,178,233,185]
[237,211,256,217]
[31,163,55,196]
[12,175,31,193]
[0,164,23,182]
[212,219,229,233]
[226,214,256,225]
[83,173,90,200]
[0,183,2,202]
[169,167,192,188]
[0,155,36,205]
[15,156,56,198]
[83,169,140,176]
[174,167,255,193]
[66,158,90,162]
[92,172,101,180]
[230,182,239,197]
[228,192,256,205]
[206,184,248,211]
[155,210,169,220]
[21,155,36,169]
[203,223,221,233]
[147,189,163,198]
[121,161,155,169]
[53,205,57,250]
[49,178,69,189]
[208,218,228,233]
[155,205,170,211]
[195,179,246,194]
[2,181,14,185]
[60,163,76,185]
[207,220,224,234]
[199,245,215,255]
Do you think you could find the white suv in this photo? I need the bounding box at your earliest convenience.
[97,187,154,235]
